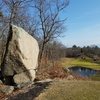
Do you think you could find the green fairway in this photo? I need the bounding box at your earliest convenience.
[61,58,100,70]
[36,80,100,100]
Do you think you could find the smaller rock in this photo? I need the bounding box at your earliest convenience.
[13,72,31,85]
[67,75,74,80]
[0,80,3,84]
[0,85,14,94]
[63,67,70,72]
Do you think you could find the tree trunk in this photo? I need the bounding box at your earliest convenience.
[38,41,45,67]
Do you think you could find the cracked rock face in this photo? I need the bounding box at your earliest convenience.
[1,25,39,85]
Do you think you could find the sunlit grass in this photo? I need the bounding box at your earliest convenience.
[61,58,100,70]
[36,80,100,100]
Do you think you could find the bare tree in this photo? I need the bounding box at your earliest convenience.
[2,0,28,25]
[0,0,37,37]
[0,0,31,71]
[0,0,69,68]
[32,0,69,64]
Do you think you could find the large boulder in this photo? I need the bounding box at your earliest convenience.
[1,25,39,85]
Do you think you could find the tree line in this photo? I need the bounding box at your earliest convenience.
[66,45,100,62]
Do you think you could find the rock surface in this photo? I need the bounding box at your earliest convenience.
[1,25,39,85]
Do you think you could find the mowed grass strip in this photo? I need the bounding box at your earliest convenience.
[61,58,100,70]
[36,80,100,100]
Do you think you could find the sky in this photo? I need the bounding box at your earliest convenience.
[60,0,100,47]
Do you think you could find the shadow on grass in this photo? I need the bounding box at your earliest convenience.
[7,81,51,100]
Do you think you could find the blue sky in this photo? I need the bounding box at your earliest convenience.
[60,0,100,47]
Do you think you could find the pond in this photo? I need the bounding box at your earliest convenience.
[67,66,100,77]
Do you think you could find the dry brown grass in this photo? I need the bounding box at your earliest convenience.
[36,59,68,80]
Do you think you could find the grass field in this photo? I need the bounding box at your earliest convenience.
[61,58,100,70]
[36,80,100,100]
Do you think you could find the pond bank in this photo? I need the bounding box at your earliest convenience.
[67,66,100,77]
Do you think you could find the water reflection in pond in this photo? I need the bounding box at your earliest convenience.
[67,66,100,77]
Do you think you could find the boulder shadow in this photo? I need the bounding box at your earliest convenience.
[7,81,51,100]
